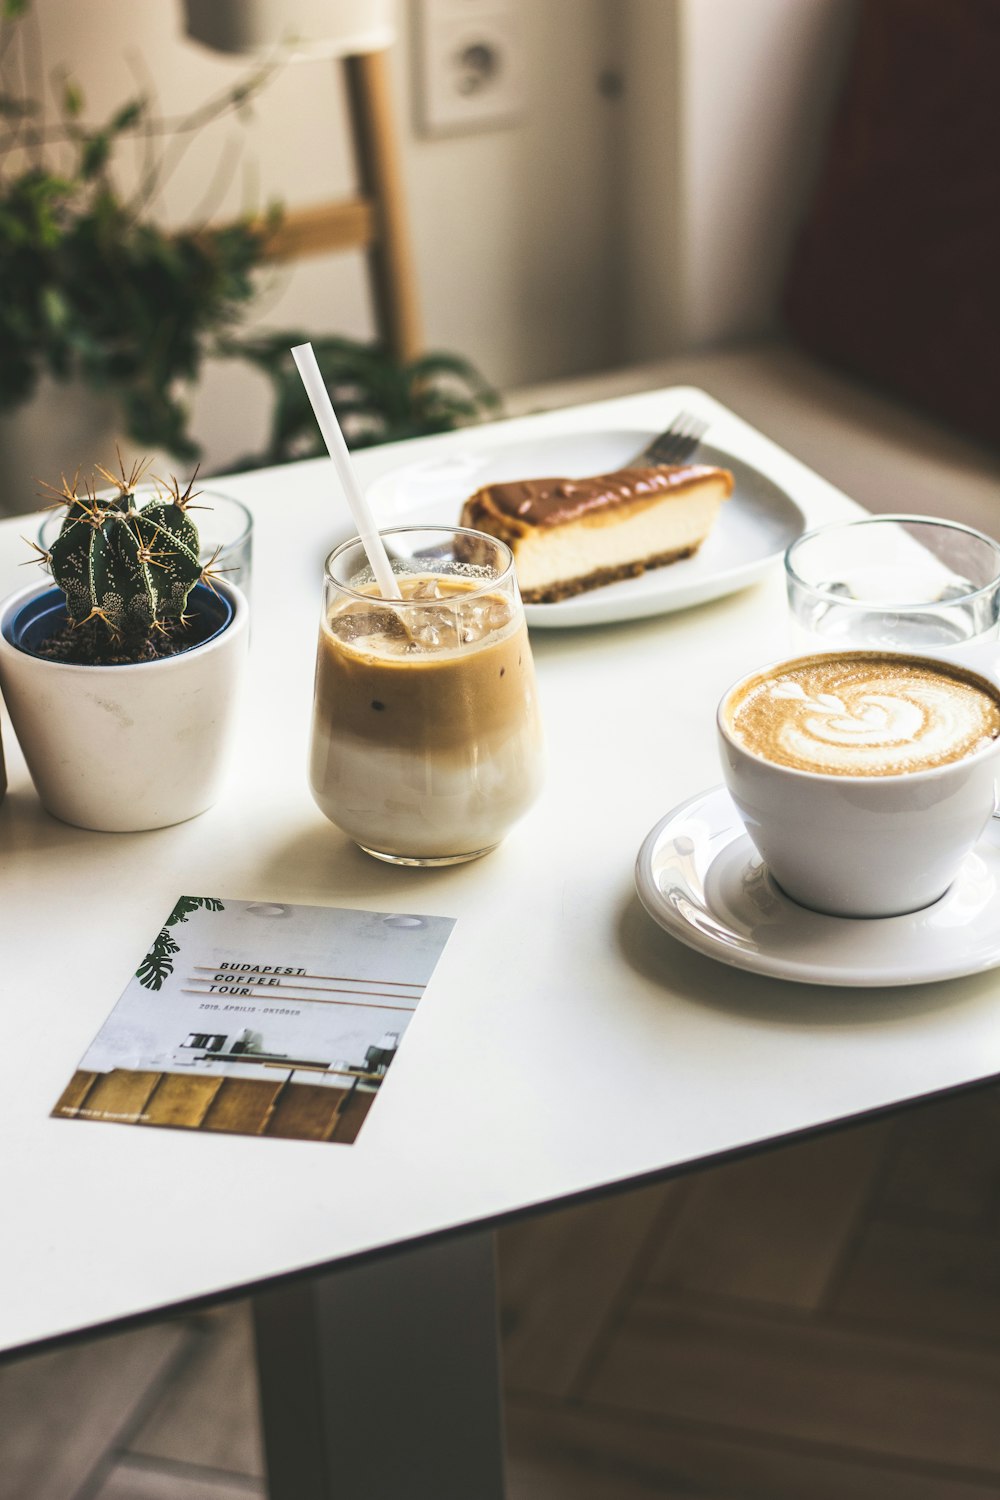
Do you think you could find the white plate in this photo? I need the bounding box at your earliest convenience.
[365,429,806,628]
[635,785,1000,988]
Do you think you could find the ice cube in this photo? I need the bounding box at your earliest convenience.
[409,577,447,601]
[330,606,410,645]
[405,605,462,650]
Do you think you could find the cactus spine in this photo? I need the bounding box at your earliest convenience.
[39,457,211,645]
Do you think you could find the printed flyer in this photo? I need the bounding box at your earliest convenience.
[53,897,455,1145]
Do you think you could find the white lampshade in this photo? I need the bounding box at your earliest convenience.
[182,0,396,60]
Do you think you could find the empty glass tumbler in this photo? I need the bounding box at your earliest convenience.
[785,515,1000,651]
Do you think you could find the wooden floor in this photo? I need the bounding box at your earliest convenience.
[4,1085,1000,1499]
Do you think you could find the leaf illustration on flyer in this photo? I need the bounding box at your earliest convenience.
[136,896,226,990]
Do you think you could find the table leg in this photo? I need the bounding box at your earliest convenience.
[252,1229,506,1500]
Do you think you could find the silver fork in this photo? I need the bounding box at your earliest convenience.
[630,410,709,467]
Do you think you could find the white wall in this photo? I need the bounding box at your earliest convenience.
[396,0,622,390]
[615,0,683,365]
[617,0,857,362]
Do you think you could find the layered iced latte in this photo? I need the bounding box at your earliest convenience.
[309,527,544,863]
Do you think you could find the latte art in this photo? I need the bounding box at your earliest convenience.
[726,654,1000,775]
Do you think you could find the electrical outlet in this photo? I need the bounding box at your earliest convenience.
[415,0,525,136]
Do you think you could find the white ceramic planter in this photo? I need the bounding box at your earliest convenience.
[0,378,117,519]
[0,579,249,832]
[0,376,173,521]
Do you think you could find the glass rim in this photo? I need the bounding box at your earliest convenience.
[38,484,253,549]
[323,524,516,605]
[784,513,1000,609]
[192,489,254,547]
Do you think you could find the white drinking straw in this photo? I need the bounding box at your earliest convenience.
[291,342,401,599]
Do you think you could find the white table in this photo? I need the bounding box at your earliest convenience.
[3,388,999,1497]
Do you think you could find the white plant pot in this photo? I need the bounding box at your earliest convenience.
[0,375,173,520]
[0,378,118,519]
[0,579,249,832]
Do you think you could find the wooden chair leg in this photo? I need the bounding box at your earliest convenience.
[343,50,423,364]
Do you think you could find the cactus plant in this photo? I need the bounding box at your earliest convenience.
[29,455,222,664]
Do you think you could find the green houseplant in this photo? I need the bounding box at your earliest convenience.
[0,1,499,492]
[0,1,270,465]
[228,332,500,466]
[0,453,249,830]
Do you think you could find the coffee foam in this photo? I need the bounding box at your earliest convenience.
[726,654,1000,776]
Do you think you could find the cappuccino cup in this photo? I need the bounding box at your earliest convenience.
[717,651,1000,918]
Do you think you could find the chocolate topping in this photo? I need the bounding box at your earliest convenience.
[466,464,730,529]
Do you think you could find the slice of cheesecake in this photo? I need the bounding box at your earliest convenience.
[460,463,734,603]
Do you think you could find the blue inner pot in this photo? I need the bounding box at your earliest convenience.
[5,583,234,662]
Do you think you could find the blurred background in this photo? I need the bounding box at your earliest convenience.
[0,0,861,505]
[6,5,1000,1498]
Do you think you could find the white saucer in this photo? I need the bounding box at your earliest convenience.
[635,786,1000,987]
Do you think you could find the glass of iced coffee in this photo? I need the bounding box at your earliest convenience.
[309,525,545,864]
